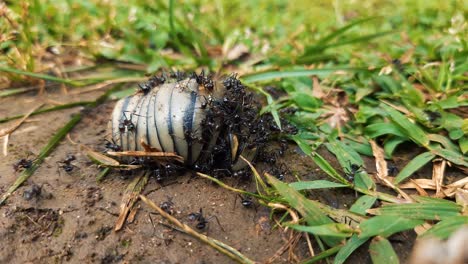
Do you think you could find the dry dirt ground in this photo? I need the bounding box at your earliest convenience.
[0,88,448,263]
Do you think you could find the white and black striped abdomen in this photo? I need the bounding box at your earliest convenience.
[110,78,211,165]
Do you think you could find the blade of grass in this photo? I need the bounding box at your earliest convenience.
[0,101,91,124]
[287,223,355,238]
[0,87,36,97]
[334,234,369,264]
[380,103,429,147]
[359,215,424,238]
[300,244,343,264]
[0,113,82,205]
[289,180,348,190]
[242,67,364,83]
[264,173,342,247]
[367,202,462,220]
[350,195,377,216]
[394,152,436,184]
[369,236,399,264]
[324,30,397,49]
[0,66,85,86]
[419,216,468,239]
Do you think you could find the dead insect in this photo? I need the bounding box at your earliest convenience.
[13,158,33,172]
[108,72,273,175]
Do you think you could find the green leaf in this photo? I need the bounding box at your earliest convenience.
[289,180,348,190]
[291,92,322,111]
[359,216,424,238]
[380,103,429,147]
[354,171,376,191]
[288,223,355,238]
[369,236,400,264]
[334,235,369,264]
[312,153,350,185]
[350,195,377,216]
[459,136,468,154]
[369,202,462,220]
[431,147,468,167]
[394,152,435,184]
[420,216,468,239]
[325,139,364,169]
[264,174,342,247]
[365,123,408,139]
[383,136,407,157]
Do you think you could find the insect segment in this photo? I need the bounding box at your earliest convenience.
[109,72,280,175]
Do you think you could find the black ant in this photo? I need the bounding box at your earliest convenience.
[13,158,33,172]
[138,83,152,95]
[58,154,76,173]
[118,112,136,133]
[188,208,208,230]
[104,139,122,152]
[188,208,224,231]
[160,197,175,215]
[345,162,364,182]
[237,194,254,208]
[387,164,399,176]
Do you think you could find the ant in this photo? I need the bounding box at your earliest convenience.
[13,158,33,172]
[58,154,76,173]
[118,112,136,133]
[188,208,224,231]
[104,139,122,152]
[345,162,364,182]
[236,194,254,208]
[160,197,175,215]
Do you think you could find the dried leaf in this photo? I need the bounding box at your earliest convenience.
[432,159,446,198]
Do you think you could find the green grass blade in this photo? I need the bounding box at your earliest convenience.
[359,216,424,238]
[288,223,355,238]
[350,195,377,216]
[420,216,468,239]
[0,87,35,97]
[0,66,84,86]
[317,17,380,46]
[365,123,407,138]
[430,147,468,167]
[394,152,435,184]
[242,67,364,83]
[0,113,82,205]
[324,30,397,49]
[334,234,369,264]
[289,180,348,190]
[301,244,342,264]
[369,236,400,264]
[264,173,341,247]
[380,103,429,147]
[369,202,462,220]
[0,101,91,124]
